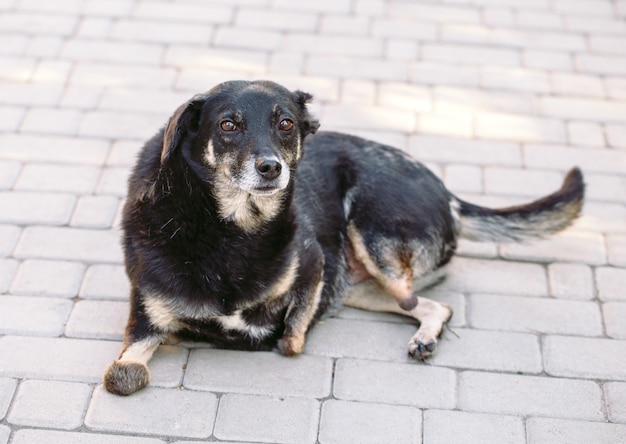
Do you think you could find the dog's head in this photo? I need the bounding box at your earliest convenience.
[161,80,319,197]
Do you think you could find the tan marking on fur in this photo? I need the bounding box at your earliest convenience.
[347,222,413,306]
[280,277,324,356]
[264,255,299,302]
[118,337,162,365]
[205,139,217,166]
[143,295,182,333]
[215,310,274,340]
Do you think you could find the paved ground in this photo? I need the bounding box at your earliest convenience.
[0,0,625,443]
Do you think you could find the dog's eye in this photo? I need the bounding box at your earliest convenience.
[220,120,236,132]
[279,119,294,131]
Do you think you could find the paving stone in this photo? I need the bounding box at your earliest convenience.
[304,318,418,362]
[409,62,479,87]
[586,172,626,203]
[15,226,123,263]
[596,267,626,301]
[0,225,20,257]
[97,167,130,196]
[0,191,75,225]
[11,429,165,444]
[607,234,626,267]
[606,123,626,149]
[0,134,109,164]
[79,264,130,300]
[550,73,606,98]
[107,140,142,166]
[606,77,626,101]
[322,103,415,132]
[307,55,409,81]
[213,394,319,443]
[0,259,18,293]
[541,96,626,122]
[184,349,332,398]
[430,328,542,373]
[605,382,626,423]
[469,294,603,336]
[0,335,121,383]
[408,135,522,166]
[70,62,177,88]
[476,112,566,143]
[0,377,17,420]
[62,40,164,65]
[543,335,626,380]
[7,380,91,429]
[0,295,72,336]
[85,385,217,438]
[444,164,482,193]
[484,166,564,198]
[423,410,525,444]
[579,202,626,234]
[0,12,77,35]
[11,259,85,297]
[417,111,473,138]
[319,400,421,444]
[79,110,168,141]
[20,107,82,135]
[440,257,548,297]
[604,302,626,339]
[134,2,233,23]
[389,3,481,23]
[0,426,7,444]
[65,300,128,340]
[0,106,25,131]
[322,15,370,36]
[71,195,119,228]
[523,49,573,71]
[236,9,318,32]
[165,46,267,73]
[527,417,626,444]
[458,371,604,420]
[333,358,456,409]
[481,67,550,93]
[15,163,100,193]
[500,230,606,265]
[147,345,188,389]
[435,86,535,115]
[372,18,438,40]
[378,82,431,112]
[111,19,212,45]
[548,263,594,300]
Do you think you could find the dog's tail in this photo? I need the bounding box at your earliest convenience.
[454,167,585,243]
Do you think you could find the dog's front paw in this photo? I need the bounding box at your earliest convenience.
[407,332,438,361]
[103,360,151,396]
[277,334,305,356]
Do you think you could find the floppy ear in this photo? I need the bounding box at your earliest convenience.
[293,90,320,136]
[161,94,207,164]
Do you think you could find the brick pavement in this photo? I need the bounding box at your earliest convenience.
[0,0,625,442]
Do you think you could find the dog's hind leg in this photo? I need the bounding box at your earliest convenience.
[344,279,452,360]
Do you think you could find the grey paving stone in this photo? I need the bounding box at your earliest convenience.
[0,377,16,420]
[15,226,123,263]
[214,394,319,444]
[71,195,120,228]
[14,163,101,193]
[440,257,548,296]
[604,302,626,339]
[0,134,109,164]
[596,266,626,301]
[548,263,594,300]
[430,328,542,373]
[0,225,19,257]
[0,335,121,383]
[0,191,75,225]
[79,264,130,300]
[319,399,421,444]
[423,410,525,444]
[0,160,20,189]
[65,299,128,340]
[11,429,165,444]
[184,349,332,398]
[86,385,217,438]
[458,371,604,420]
[469,294,603,336]
[607,234,626,267]
[0,295,72,336]
[304,318,418,361]
[527,417,626,444]
[0,426,7,444]
[148,345,188,389]
[0,258,18,293]
[11,259,85,297]
[605,382,626,423]
[97,166,130,196]
[7,380,91,429]
[543,335,626,380]
[333,358,456,409]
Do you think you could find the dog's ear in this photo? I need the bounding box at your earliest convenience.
[161,94,207,164]
[293,90,320,136]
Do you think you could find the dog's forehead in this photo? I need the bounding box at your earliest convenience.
[212,82,298,117]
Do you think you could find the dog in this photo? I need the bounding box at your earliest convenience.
[103,80,584,395]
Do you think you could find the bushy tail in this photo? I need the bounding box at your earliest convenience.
[454,167,585,243]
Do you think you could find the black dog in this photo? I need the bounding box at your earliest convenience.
[104,80,584,395]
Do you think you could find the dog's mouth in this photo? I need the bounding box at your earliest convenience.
[248,185,282,196]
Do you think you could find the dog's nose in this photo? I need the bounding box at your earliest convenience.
[255,157,282,180]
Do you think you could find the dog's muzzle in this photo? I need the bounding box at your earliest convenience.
[256,156,282,181]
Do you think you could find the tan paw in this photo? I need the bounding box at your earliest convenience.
[277,334,305,356]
